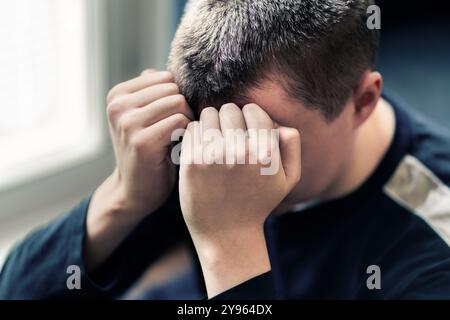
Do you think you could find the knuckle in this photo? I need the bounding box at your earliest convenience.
[158,71,174,82]
[220,103,239,113]
[222,102,238,108]
[106,91,115,104]
[186,121,195,132]
[291,128,301,141]
[201,106,218,117]
[140,68,156,76]
[106,100,123,122]
[242,103,260,113]
[129,134,146,152]
[165,82,180,95]
[117,114,134,134]
[171,94,187,108]
[106,84,122,103]
[173,113,190,127]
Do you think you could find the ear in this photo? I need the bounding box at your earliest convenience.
[352,71,383,129]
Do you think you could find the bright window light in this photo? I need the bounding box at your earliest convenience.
[0,0,102,190]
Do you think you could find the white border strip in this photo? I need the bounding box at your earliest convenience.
[384,155,450,247]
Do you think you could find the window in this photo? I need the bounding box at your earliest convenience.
[0,0,105,191]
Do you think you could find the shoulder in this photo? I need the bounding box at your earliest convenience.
[382,100,450,240]
[379,95,450,298]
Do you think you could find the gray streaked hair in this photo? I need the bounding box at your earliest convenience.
[168,0,379,122]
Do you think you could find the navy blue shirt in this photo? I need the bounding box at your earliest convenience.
[1,91,450,299]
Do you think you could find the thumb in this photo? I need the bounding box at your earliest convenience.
[278,126,301,190]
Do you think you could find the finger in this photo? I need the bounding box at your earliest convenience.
[138,113,191,151]
[278,126,302,190]
[242,103,274,163]
[107,71,174,102]
[200,107,221,132]
[200,107,223,164]
[219,104,248,164]
[219,103,247,133]
[181,122,194,165]
[181,121,202,165]
[129,94,194,128]
[141,68,157,76]
[241,103,273,131]
[124,82,180,109]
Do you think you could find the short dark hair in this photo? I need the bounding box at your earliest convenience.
[168,0,380,122]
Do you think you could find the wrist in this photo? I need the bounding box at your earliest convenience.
[101,169,161,223]
[93,172,138,223]
[84,171,144,271]
[192,225,271,298]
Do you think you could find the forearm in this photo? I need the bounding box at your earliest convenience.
[192,225,271,299]
[84,171,149,272]
[0,198,97,299]
[84,68,193,273]
[179,104,300,299]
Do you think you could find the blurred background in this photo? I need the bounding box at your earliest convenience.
[0,0,449,267]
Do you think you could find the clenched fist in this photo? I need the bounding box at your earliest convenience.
[105,69,193,218]
[179,103,301,297]
[85,70,193,270]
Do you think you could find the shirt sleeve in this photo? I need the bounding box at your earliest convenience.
[0,191,188,300]
[210,271,278,300]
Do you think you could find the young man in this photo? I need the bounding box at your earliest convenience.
[1,0,450,299]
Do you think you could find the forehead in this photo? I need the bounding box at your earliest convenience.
[195,78,326,129]
[244,80,323,128]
